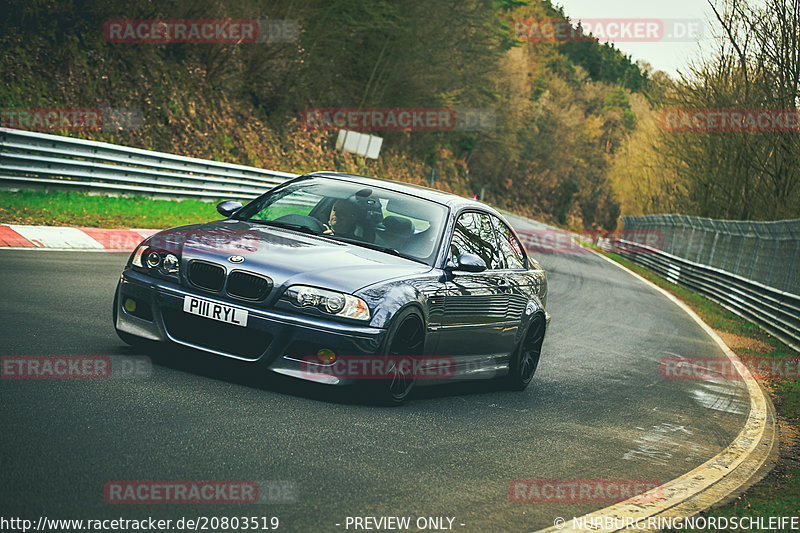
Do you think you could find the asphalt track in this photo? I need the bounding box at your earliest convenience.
[0,226,752,532]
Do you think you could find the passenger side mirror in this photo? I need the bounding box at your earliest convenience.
[446,252,487,273]
[217,200,243,218]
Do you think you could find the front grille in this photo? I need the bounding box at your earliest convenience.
[227,271,272,301]
[188,261,225,291]
[162,309,272,359]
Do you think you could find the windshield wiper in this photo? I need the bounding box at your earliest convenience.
[246,219,319,235]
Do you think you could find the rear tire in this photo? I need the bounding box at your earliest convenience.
[506,315,545,391]
[369,308,425,406]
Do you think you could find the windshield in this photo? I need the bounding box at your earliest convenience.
[236,176,449,265]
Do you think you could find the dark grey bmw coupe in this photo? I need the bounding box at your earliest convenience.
[113,172,549,404]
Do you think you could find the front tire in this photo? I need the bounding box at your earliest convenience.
[506,315,545,391]
[370,308,425,406]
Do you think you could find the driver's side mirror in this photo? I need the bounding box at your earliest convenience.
[217,200,243,218]
[446,252,487,273]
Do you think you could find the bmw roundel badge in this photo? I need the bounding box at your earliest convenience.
[228,255,245,264]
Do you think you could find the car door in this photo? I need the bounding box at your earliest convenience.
[489,214,532,345]
[438,211,514,365]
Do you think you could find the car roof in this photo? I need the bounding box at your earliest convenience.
[300,171,501,216]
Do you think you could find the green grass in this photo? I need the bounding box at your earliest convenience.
[591,247,800,531]
[0,189,223,229]
[0,189,430,230]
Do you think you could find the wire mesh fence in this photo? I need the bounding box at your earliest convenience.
[621,215,800,296]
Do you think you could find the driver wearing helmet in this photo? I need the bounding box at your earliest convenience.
[323,199,358,238]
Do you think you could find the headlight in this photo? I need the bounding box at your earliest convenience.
[146,251,161,268]
[283,285,370,321]
[131,244,180,277]
[161,253,180,274]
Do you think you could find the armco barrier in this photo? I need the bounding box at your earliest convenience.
[600,238,800,352]
[0,127,298,201]
[622,214,800,296]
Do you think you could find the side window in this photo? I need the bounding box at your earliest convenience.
[449,212,503,269]
[491,216,527,270]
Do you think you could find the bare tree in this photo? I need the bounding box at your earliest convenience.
[654,0,800,219]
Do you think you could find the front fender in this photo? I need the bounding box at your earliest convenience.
[357,282,428,330]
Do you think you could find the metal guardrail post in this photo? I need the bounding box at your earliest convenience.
[786,225,800,294]
[749,222,763,280]
[697,217,710,264]
[708,219,720,267]
[665,215,675,254]
[766,224,780,288]
[733,221,746,277]
[686,215,696,258]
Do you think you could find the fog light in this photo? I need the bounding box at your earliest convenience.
[317,348,336,364]
[124,298,137,313]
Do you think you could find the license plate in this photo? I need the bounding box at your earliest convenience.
[183,296,248,327]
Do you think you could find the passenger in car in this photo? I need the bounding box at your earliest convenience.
[323,199,359,238]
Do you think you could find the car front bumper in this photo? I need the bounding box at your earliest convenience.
[114,270,388,385]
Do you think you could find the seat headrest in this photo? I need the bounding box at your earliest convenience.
[382,216,414,237]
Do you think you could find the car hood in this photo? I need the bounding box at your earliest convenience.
[148,220,432,294]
